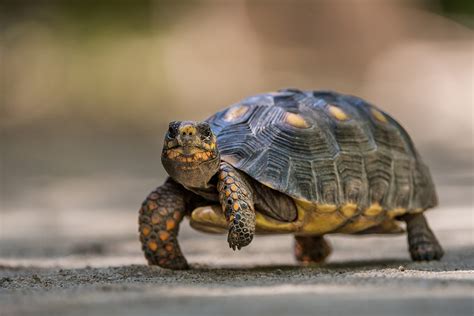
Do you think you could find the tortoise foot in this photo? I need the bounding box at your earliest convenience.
[404,213,444,262]
[145,254,189,270]
[409,235,444,261]
[294,235,332,264]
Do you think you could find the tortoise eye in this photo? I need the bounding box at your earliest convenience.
[167,122,179,138]
[198,123,212,138]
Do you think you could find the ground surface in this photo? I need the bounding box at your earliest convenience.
[1,183,473,316]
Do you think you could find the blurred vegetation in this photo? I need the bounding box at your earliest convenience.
[436,0,474,27]
[1,0,472,211]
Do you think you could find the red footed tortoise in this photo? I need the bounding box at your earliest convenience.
[138,89,443,269]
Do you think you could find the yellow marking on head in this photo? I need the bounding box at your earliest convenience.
[341,203,358,217]
[364,203,383,216]
[179,124,197,135]
[148,241,158,251]
[166,148,214,162]
[328,104,349,121]
[387,208,406,219]
[284,112,310,128]
[224,105,249,121]
[317,204,338,213]
[371,108,388,123]
[167,150,178,159]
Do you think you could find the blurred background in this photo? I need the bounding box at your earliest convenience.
[0,0,473,265]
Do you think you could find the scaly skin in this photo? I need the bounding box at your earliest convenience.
[402,213,444,261]
[217,162,256,250]
[294,235,332,264]
[138,179,189,269]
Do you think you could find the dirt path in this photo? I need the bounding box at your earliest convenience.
[1,207,473,316]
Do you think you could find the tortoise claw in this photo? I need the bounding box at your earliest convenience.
[227,224,252,250]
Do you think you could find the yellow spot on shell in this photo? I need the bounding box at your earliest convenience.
[371,108,388,123]
[328,105,349,121]
[231,193,238,199]
[225,178,234,184]
[224,105,249,121]
[230,184,238,192]
[317,204,337,213]
[233,203,239,211]
[148,241,158,251]
[364,203,383,216]
[341,203,358,217]
[284,112,310,128]
[387,208,406,219]
[225,190,231,197]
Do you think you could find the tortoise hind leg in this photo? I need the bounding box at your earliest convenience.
[294,235,332,264]
[402,213,444,261]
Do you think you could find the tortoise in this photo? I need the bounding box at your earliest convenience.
[138,89,444,270]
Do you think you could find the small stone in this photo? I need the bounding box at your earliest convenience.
[398,265,406,272]
[32,274,41,283]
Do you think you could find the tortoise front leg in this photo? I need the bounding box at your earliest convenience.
[217,162,256,250]
[138,179,189,270]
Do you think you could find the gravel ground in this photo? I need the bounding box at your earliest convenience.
[1,203,473,316]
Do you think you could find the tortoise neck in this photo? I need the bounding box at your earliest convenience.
[162,156,220,189]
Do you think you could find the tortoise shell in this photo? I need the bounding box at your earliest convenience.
[206,89,437,215]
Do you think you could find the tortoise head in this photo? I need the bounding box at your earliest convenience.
[161,121,220,188]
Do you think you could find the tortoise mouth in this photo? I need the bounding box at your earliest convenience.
[162,146,218,164]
